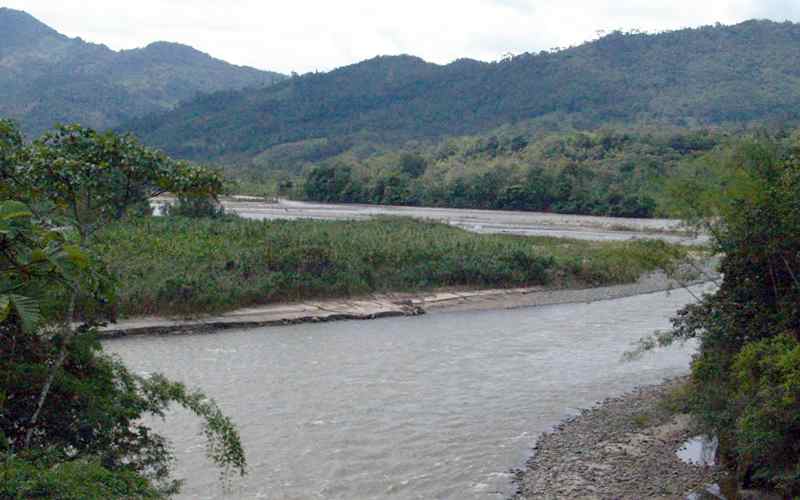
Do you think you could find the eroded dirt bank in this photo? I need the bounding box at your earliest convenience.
[100,268,717,337]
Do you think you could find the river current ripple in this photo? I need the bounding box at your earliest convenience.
[105,284,712,499]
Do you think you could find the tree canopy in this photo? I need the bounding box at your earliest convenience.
[297,128,727,217]
[0,121,244,498]
[124,20,800,165]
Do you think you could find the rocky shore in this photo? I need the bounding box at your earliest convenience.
[512,379,721,500]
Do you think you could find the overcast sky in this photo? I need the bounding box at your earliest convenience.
[4,0,800,74]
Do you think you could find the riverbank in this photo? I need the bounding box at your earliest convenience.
[512,379,721,500]
[100,266,716,336]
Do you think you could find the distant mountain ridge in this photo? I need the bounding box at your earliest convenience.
[0,8,286,135]
[122,19,800,165]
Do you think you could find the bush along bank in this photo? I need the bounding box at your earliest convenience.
[641,136,800,497]
[91,216,686,318]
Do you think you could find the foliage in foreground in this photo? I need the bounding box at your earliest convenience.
[654,137,800,495]
[0,121,245,497]
[0,457,160,499]
[94,216,685,317]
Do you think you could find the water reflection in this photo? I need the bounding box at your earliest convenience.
[678,435,718,466]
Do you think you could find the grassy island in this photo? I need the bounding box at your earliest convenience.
[94,216,685,317]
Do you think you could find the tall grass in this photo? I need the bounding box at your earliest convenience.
[92,216,684,317]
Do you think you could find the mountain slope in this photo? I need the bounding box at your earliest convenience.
[0,8,285,135]
[123,20,800,164]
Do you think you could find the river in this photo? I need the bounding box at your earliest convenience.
[153,197,706,244]
[105,284,711,499]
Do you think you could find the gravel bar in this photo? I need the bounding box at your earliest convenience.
[513,379,721,500]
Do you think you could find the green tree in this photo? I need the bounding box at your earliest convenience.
[509,135,529,153]
[523,167,555,211]
[5,124,223,234]
[0,124,245,497]
[654,137,800,495]
[304,164,354,202]
[398,153,427,178]
[0,121,24,201]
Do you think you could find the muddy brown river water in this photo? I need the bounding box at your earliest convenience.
[105,283,713,499]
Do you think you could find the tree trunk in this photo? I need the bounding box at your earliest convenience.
[23,290,77,449]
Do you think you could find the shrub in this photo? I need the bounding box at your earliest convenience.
[0,458,161,499]
[662,137,800,495]
[731,334,800,492]
[164,195,225,218]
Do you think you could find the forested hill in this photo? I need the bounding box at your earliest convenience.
[0,8,285,135]
[124,19,800,163]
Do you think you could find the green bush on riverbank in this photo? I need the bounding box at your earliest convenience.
[93,216,684,317]
[653,136,800,496]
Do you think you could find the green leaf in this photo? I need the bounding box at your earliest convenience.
[2,294,41,332]
[0,201,32,221]
[61,244,89,269]
[0,295,9,324]
[28,249,48,264]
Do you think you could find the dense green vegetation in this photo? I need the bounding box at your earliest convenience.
[94,216,683,317]
[125,20,800,166]
[6,6,800,495]
[646,135,800,495]
[0,119,691,496]
[298,128,727,217]
[0,8,285,136]
[0,121,244,498]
